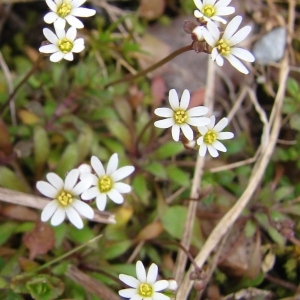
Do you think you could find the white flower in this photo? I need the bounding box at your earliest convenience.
[167,279,178,291]
[81,154,135,211]
[36,169,94,229]
[202,15,255,74]
[193,0,235,24]
[154,89,210,142]
[119,261,170,300]
[44,0,96,29]
[78,163,92,177]
[192,25,205,41]
[197,115,234,157]
[39,24,85,62]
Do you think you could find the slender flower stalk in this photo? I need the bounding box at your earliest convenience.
[39,24,84,62]
[193,0,235,24]
[81,154,135,211]
[36,169,94,229]
[202,15,255,74]
[44,0,96,29]
[119,261,171,300]
[154,89,210,142]
[197,115,234,157]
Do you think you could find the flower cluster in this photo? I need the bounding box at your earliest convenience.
[154,89,234,157]
[37,153,134,228]
[190,0,255,74]
[39,0,96,62]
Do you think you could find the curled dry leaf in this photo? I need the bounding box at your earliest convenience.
[23,221,55,260]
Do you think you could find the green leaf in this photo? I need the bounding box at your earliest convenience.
[68,226,96,248]
[76,126,93,162]
[166,165,190,187]
[132,174,149,205]
[55,143,79,177]
[244,220,257,238]
[103,240,132,260]
[154,141,184,159]
[144,162,167,179]
[0,167,30,192]
[0,222,18,246]
[26,275,64,300]
[34,125,50,171]
[287,77,299,97]
[274,186,294,202]
[161,206,187,239]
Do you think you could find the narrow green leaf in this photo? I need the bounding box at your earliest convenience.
[144,162,167,179]
[154,141,184,159]
[0,167,29,192]
[34,125,50,171]
[55,143,79,177]
[103,240,132,260]
[166,165,190,187]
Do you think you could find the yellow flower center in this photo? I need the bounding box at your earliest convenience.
[57,191,73,206]
[204,130,217,145]
[216,39,231,56]
[99,175,113,193]
[58,38,73,54]
[201,5,216,17]
[57,1,72,18]
[138,283,153,297]
[174,109,188,124]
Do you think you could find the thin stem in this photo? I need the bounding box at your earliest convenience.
[0,54,43,114]
[103,44,194,88]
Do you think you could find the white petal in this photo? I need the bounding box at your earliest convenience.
[46,172,64,190]
[215,6,235,16]
[225,54,249,74]
[65,205,83,229]
[171,124,180,141]
[180,123,194,141]
[43,28,58,45]
[66,26,77,41]
[211,47,219,61]
[71,7,96,17]
[119,274,140,288]
[193,0,203,10]
[211,15,228,24]
[91,156,105,177]
[50,51,64,62]
[41,200,59,221]
[72,39,85,52]
[213,117,228,132]
[199,144,207,156]
[197,136,204,145]
[50,207,66,226]
[118,289,139,298]
[194,10,204,19]
[207,20,220,43]
[179,89,190,110]
[96,193,107,211]
[214,0,232,8]
[168,89,179,110]
[154,118,174,129]
[72,199,94,219]
[188,117,210,127]
[107,189,124,204]
[146,263,158,284]
[197,127,208,136]
[36,181,58,198]
[217,132,234,140]
[54,18,66,30]
[187,106,208,117]
[44,12,58,24]
[202,27,217,48]
[207,145,219,157]
[72,178,92,195]
[215,53,224,66]
[231,47,255,62]
[212,140,227,152]
[114,182,132,193]
[230,26,251,46]
[136,261,147,282]
[63,52,74,61]
[64,169,79,191]
[111,166,134,181]
[81,186,100,200]
[65,15,84,28]
[208,115,216,129]
[39,44,59,53]
[223,15,242,41]
[153,280,169,291]
[71,0,86,7]
[152,292,171,300]
[154,107,173,118]
[107,153,119,175]
[45,0,57,12]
